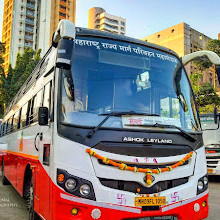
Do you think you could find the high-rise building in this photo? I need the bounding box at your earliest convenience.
[37,0,76,55]
[2,0,39,74]
[142,22,219,90]
[1,0,76,74]
[88,7,126,35]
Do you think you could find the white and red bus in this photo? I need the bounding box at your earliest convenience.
[1,20,220,220]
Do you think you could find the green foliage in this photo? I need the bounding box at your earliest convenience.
[188,71,202,94]
[190,39,220,114]
[196,83,220,107]
[193,39,220,71]
[0,47,41,117]
[199,105,215,114]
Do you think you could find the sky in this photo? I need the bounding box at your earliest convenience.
[0,0,219,40]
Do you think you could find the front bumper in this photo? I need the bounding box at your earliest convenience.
[52,182,209,220]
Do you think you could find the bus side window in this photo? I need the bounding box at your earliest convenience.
[18,109,21,129]
[13,111,20,131]
[0,123,3,136]
[43,81,52,117]
[20,103,28,128]
[26,99,32,125]
[31,89,43,123]
[5,120,9,134]
[11,116,14,132]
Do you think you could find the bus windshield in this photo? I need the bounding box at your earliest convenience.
[60,37,200,132]
[200,115,220,146]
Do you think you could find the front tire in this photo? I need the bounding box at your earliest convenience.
[1,159,10,185]
[25,177,40,220]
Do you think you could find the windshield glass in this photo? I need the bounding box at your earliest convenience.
[200,115,220,146]
[60,37,200,132]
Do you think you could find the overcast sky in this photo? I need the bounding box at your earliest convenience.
[0,0,219,41]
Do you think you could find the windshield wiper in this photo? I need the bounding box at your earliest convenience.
[126,123,196,142]
[86,111,159,138]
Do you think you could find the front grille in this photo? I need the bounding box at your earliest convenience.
[99,177,188,194]
[123,216,178,220]
[206,155,220,167]
[98,159,189,169]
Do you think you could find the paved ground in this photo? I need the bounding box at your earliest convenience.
[0,175,28,220]
[0,174,219,220]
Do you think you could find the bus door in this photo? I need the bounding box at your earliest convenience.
[37,79,53,219]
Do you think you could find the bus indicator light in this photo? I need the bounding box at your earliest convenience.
[58,174,65,183]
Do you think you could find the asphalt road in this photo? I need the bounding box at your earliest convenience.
[0,174,219,220]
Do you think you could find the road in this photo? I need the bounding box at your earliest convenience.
[0,175,220,220]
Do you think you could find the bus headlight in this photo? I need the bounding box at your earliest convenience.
[203,176,208,185]
[65,178,77,191]
[197,180,204,191]
[80,184,91,196]
[197,175,208,195]
[57,169,96,200]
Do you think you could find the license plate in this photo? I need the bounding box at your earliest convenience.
[135,197,166,206]
[207,168,213,174]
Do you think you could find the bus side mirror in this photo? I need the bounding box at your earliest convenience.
[214,107,219,124]
[38,107,49,126]
[56,38,74,70]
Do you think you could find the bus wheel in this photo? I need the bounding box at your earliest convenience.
[1,159,10,185]
[26,177,40,220]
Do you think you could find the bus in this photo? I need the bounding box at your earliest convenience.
[1,19,220,220]
[200,113,220,175]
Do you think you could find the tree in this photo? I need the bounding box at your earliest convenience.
[190,39,220,113]
[10,48,41,98]
[196,83,220,109]
[0,47,41,117]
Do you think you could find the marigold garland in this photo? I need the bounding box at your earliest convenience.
[86,148,193,186]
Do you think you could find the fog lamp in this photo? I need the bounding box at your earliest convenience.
[71,208,78,216]
[91,208,101,219]
[194,203,200,212]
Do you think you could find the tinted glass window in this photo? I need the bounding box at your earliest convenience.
[30,89,42,123]
[13,111,20,130]
[43,81,52,115]
[20,103,28,128]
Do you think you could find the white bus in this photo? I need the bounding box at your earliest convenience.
[1,20,220,220]
[200,113,220,175]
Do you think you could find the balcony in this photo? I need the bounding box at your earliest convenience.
[24,35,33,41]
[25,26,34,33]
[24,43,33,48]
[25,19,34,26]
[26,10,35,17]
[26,3,35,10]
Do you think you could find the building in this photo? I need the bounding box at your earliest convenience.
[37,0,76,55]
[88,7,126,35]
[142,22,219,89]
[1,0,76,74]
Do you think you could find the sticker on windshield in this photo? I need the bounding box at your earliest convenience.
[122,116,181,128]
